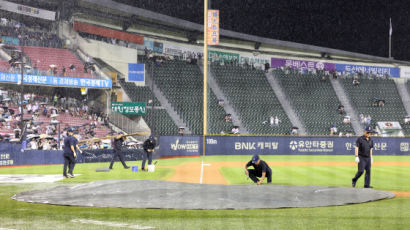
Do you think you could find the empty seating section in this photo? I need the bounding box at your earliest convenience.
[341,77,407,131]
[22,46,95,78]
[207,90,233,134]
[143,109,179,135]
[274,69,352,134]
[118,78,160,106]
[211,65,292,134]
[150,60,204,134]
[405,81,410,135]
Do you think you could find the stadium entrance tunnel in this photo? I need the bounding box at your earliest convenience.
[12,180,394,210]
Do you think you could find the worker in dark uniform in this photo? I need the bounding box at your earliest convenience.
[141,135,156,171]
[73,131,83,163]
[63,128,77,178]
[244,154,272,185]
[352,126,374,188]
[109,132,130,169]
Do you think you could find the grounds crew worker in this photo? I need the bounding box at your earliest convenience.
[244,154,272,185]
[141,135,156,171]
[352,126,374,188]
[109,132,130,169]
[73,131,83,163]
[63,128,76,178]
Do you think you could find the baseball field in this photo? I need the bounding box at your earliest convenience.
[1,155,410,229]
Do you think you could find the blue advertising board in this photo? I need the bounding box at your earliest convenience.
[0,72,112,88]
[128,63,145,82]
[0,143,151,167]
[2,136,410,167]
[335,63,400,77]
[159,136,202,157]
[158,136,410,156]
[204,136,410,156]
[0,143,63,166]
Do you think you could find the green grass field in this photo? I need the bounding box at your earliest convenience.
[0,155,410,230]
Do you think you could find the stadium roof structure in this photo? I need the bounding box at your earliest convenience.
[79,0,410,66]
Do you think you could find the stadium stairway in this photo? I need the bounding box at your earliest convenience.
[144,61,191,134]
[211,64,293,135]
[93,57,180,135]
[340,76,407,134]
[274,69,354,135]
[197,63,248,134]
[331,78,363,135]
[266,70,306,135]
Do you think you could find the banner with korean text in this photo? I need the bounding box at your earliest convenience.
[159,136,202,157]
[336,63,399,77]
[158,136,410,156]
[0,72,112,88]
[204,136,410,156]
[111,102,146,115]
[271,57,336,71]
[208,50,239,63]
[207,10,219,45]
[0,0,56,21]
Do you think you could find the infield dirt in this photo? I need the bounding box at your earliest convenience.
[159,161,410,197]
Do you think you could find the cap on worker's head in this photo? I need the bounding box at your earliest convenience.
[149,135,154,139]
[251,154,260,163]
[364,126,373,133]
[67,128,74,133]
[118,132,124,135]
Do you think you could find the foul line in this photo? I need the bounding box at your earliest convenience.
[199,160,211,184]
[71,219,155,229]
[200,160,204,184]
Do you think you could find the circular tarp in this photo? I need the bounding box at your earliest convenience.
[12,180,395,210]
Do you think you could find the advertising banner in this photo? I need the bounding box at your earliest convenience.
[271,57,336,71]
[204,136,410,156]
[74,21,144,44]
[143,40,163,53]
[0,0,56,21]
[153,41,163,53]
[1,36,19,45]
[240,55,270,66]
[163,43,202,57]
[207,10,219,45]
[159,136,202,156]
[0,72,112,88]
[336,63,400,77]
[163,43,183,56]
[128,63,145,83]
[208,50,239,63]
[400,67,410,79]
[0,144,152,167]
[111,102,146,115]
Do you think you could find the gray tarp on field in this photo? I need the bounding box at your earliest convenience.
[12,180,395,210]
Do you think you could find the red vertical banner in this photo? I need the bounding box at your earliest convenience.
[207,10,219,45]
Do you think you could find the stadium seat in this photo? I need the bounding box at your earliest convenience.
[273,69,353,135]
[211,64,292,134]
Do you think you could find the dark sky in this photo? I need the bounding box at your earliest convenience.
[119,0,410,61]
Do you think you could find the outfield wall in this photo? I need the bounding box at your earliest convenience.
[0,143,147,167]
[159,136,410,156]
[1,136,409,166]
